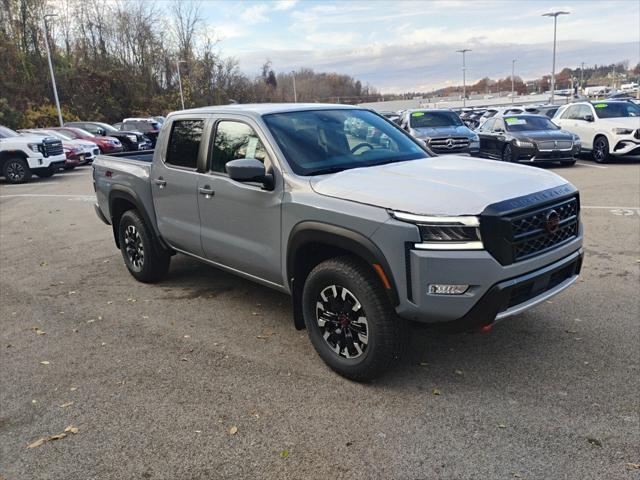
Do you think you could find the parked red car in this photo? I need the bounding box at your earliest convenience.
[49,127,123,154]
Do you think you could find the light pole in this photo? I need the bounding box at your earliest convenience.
[580,62,585,93]
[43,14,63,127]
[511,58,517,104]
[456,49,471,107]
[542,11,570,105]
[176,59,186,110]
[291,71,297,103]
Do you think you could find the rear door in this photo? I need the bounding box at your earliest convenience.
[477,118,496,157]
[197,116,283,285]
[151,118,206,256]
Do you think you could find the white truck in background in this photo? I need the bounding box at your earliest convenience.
[0,125,66,183]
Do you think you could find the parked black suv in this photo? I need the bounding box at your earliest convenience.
[65,122,152,151]
[115,120,161,147]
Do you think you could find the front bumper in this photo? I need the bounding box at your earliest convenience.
[611,137,640,156]
[394,226,583,327]
[513,143,580,163]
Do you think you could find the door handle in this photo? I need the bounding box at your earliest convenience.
[153,178,167,188]
[198,186,215,198]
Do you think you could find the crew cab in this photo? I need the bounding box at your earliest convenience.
[0,125,66,183]
[553,101,640,163]
[93,104,584,380]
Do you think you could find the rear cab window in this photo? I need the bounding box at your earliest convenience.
[165,119,204,169]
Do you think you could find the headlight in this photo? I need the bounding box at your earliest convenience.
[126,134,137,142]
[27,143,41,152]
[573,135,581,144]
[514,139,535,148]
[391,211,483,250]
[612,128,633,135]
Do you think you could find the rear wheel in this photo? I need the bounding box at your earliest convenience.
[2,158,31,184]
[118,210,170,283]
[502,144,514,162]
[592,136,610,163]
[302,256,406,381]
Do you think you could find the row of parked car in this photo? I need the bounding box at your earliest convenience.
[375,99,639,165]
[0,117,165,184]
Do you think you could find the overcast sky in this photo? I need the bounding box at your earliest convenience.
[200,0,640,93]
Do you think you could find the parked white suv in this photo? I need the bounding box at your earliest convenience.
[553,101,640,163]
[0,126,67,183]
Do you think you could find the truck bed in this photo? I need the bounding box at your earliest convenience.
[92,150,157,229]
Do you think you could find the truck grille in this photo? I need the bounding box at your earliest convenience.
[536,140,573,151]
[481,194,580,265]
[41,138,63,157]
[428,137,470,152]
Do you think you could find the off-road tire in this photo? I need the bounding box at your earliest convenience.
[3,158,32,184]
[118,210,170,283]
[302,256,407,381]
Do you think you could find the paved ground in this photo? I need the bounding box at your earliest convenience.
[1,159,639,480]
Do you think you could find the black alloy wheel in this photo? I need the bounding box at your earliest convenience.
[592,136,610,163]
[315,285,369,359]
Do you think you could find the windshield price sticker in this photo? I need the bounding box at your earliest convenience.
[505,117,526,125]
[411,112,425,117]
[594,103,608,108]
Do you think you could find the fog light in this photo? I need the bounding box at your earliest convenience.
[428,284,469,295]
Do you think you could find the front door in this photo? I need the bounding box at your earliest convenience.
[151,118,205,256]
[197,118,283,285]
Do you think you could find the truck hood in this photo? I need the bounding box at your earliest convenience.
[310,157,569,216]
[0,133,46,145]
[412,125,474,138]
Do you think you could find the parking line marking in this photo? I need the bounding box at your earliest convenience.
[582,205,640,210]
[0,194,95,199]
[575,162,608,169]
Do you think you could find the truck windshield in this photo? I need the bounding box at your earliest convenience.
[504,116,559,131]
[262,109,428,176]
[592,102,640,118]
[0,126,19,138]
[409,111,462,128]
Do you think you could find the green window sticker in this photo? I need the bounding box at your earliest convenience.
[411,112,425,117]
[505,117,517,124]
[594,103,608,108]
[505,117,526,125]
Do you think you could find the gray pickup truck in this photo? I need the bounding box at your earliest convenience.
[93,104,583,380]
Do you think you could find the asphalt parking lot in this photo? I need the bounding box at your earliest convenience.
[1,159,639,480]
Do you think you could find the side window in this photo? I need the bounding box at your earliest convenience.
[165,120,204,169]
[562,106,577,119]
[210,121,269,174]
[481,118,496,131]
[576,105,592,119]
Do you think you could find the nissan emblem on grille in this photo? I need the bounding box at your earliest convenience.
[544,210,560,233]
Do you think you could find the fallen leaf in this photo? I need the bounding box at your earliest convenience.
[31,399,37,404]
[31,327,46,335]
[49,433,67,441]
[229,426,238,435]
[454,369,463,376]
[419,362,429,366]
[68,291,76,295]
[40,361,50,365]
[432,388,441,396]
[564,329,578,334]
[587,437,602,447]
[180,357,188,361]
[101,342,106,347]
[40,261,48,267]
[194,430,202,433]
[59,401,74,408]
[184,335,191,339]
[27,438,46,449]
[64,426,79,434]
[70,387,78,391]
[498,423,507,429]
[280,449,289,458]
[107,301,113,305]
[626,463,640,470]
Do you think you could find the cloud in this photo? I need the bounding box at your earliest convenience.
[241,4,270,24]
[274,0,297,11]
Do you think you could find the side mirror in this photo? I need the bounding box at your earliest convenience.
[494,128,505,133]
[226,158,273,190]
[583,114,594,122]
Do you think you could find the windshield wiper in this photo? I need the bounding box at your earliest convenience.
[308,166,348,176]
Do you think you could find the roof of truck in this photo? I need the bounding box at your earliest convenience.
[172,103,362,118]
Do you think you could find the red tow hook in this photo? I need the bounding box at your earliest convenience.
[479,324,493,333]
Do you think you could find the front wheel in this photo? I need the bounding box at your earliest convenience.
[118,210,170,283]
[302,256,406,381]
[3,158,32,184]
[592,136,610,163]
[502,144,515,162]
